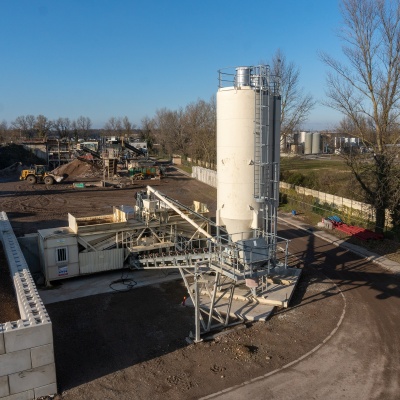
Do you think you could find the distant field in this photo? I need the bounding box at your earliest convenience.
[280,156,349,172]
[280,156,357,200]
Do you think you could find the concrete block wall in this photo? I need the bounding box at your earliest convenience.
[0,212,57,400]
[192,166,217,188]
[191,167,388,226]
[279,181,389,224]
[192,167,375,219]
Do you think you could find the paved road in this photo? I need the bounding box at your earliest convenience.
[204,221,400,400]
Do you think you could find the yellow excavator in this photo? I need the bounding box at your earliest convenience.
[19,165,64,185]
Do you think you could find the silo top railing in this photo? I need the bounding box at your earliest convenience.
[218,65,280,95]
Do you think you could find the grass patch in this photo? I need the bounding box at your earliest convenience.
[280,156,360,200]
[178,162,192,175]
[280,156,347,171]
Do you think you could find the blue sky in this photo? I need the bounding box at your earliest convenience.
[0,0,344,130]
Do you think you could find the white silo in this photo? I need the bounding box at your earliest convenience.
[304,132,313,155]
[312,132,321,154]
[216,66,281,240]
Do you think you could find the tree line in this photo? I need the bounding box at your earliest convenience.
[0,97,218,166]
[1,115,92,142]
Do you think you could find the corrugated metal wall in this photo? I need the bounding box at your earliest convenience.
[79,248,124,274]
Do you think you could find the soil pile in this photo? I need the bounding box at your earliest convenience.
[52,159,103,181]
[0,162,23,177]
[0,144,46,169]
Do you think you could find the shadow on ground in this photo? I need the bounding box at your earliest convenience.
[47,280,192,391]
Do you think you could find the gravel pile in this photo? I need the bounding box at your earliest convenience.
[52,159,103,181]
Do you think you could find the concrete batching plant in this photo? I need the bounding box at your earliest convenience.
[32,65,299,343]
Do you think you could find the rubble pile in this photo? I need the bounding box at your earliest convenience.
[52,159,103,181]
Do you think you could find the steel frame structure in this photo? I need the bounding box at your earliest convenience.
[122,186,290,342]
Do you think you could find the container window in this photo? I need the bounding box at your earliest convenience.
[56,247,68,263]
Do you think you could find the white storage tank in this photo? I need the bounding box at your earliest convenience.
[312,132,321,154]
[216,66,281,239]
[304,132,313,154]
[217,85,259,236]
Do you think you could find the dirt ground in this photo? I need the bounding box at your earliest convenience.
[0,242,20,323]
[0,168,345,399]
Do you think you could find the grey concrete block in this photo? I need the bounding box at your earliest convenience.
[4,323,53,353]
[0,349,31,376]
[30,344,54,368]
[0,332,5,355]
[0,375,10,397]
[8,363,56,395]
[0,390,34,400]
[33,382,57,398]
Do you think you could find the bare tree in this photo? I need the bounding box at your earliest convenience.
[140,116,155,151]
[153,108,190,157]
[11,116,28,138]
[35,115,52,140]
[0,120,8,143]
[53,117,71,139]
[104,117,123,138]
[71,120,79,142]
[11,115,38,139]
[321,0,400,233]
[26,115,35,136]
[76,116,92,140]
[122,116,135,138]
[185,97,216,165]
[267,50,315,149]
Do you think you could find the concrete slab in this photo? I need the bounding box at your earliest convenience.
[30,344,54,369]
[33,382,57,398]
[8,363,56,395]
[0,375,9,397]
[0,349,31,376]
[186,295,275,322]
[232,268,302,307]
[226,298,275,322]
[38,268,183,304]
